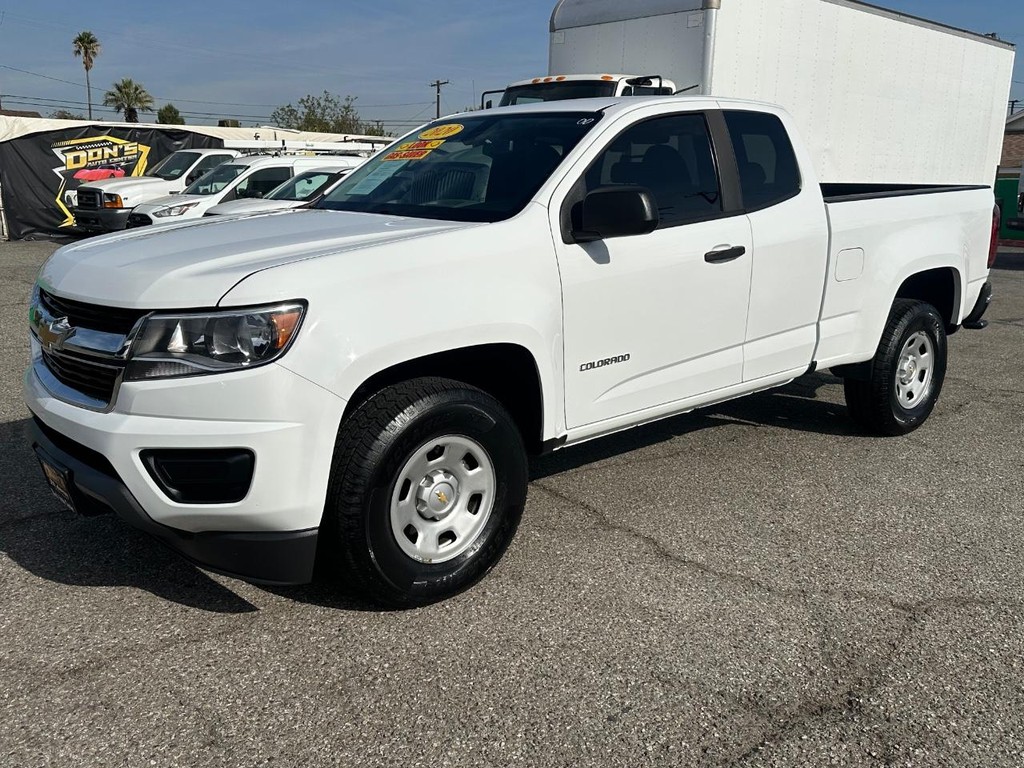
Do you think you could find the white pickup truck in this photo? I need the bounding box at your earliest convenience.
[26,98,998,606]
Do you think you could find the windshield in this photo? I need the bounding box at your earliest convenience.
[318,113,601,223]
[267,171,344,201]
[145,152,200,180]
[499,82,616,106]
[183,164,247,196]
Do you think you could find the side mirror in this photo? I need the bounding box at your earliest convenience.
[573,187,659,243]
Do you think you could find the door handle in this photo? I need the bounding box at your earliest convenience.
[704,245,746,264]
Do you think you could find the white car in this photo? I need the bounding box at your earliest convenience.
[127,156,362,227]
[73,149,239,233]
[203,166,357,217]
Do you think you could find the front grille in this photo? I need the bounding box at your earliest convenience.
[127,213,152,228]
[40,289,145,336]
[76,189,101,210]
[41,349,124,404]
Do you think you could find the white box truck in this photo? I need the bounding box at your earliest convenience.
[494,0,1016,185]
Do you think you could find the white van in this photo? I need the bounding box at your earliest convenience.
[127,156,363,227]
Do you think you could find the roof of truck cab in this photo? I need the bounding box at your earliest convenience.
[506,74,657,88]
[220,155,360,169]
[441,94,771,119]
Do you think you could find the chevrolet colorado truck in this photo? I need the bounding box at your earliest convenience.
[26,97,998,606]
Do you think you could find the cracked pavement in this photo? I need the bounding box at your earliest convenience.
[1,241,1022,767]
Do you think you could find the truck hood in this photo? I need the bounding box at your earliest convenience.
[78,176,174,201]
[39,210,476,309]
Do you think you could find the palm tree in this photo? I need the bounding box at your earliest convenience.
[103,78,154,123]
[72,31,101,120]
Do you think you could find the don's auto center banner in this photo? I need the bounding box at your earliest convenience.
[0,121,219,240]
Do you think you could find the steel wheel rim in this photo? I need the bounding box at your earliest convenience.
[389,434,496,564]
[894,331,935,411]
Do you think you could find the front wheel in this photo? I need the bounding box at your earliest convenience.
[843,299,948,436]
[325,377,528,607]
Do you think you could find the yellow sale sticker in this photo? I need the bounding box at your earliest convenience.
[419,124,464,140]
[396,139,445,152]
[383,149,432,161]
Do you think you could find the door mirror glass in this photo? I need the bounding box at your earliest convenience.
[573,187,659,243]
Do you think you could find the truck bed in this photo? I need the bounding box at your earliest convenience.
[815,185,996,370]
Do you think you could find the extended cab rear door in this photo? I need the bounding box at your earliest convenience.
[721,109,830,382]
[550,105,753,429]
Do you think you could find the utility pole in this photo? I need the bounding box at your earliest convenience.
[1010,99,1021,116]
[431,79,449,119]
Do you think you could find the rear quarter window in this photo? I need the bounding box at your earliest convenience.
[724,111,802,211]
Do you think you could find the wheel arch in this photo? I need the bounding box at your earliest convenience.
[341,343,549,454]
[894,266,963,332]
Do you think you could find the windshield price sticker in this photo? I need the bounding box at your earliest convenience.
[347,161,407,194]
[419,124,464,140]
[383,149,433,161]
[395,139,446,152]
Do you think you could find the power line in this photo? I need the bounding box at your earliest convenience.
[1,63,438,111]
[0,63,82,87]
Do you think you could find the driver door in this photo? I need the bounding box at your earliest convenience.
[552,110,753,430]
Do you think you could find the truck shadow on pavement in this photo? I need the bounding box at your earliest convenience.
[2,372,854,612]
[0,418,261,614]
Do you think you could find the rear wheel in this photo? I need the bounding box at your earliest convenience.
[843,299,947,436]
[325,377,527,607]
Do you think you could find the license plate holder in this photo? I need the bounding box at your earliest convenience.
[36,450,78,514]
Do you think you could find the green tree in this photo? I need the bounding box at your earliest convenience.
[271,91,386,135]
[157,104,185,125]
[50,109,85,120]
[72,31,101,120]
[103,78,154,123]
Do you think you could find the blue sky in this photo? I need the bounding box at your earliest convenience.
[0,0,1021,132]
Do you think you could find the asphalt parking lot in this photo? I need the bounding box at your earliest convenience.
[1,239,1022,767]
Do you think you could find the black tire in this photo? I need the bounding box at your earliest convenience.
[324,377,527,607]
[843,299,947,436]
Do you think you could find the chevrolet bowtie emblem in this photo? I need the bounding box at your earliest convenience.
[436,490,449,506]
[36,313,74,352]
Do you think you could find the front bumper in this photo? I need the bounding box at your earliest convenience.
[31,417,318,584]
[24,360,348,584]
[72,206,132,233]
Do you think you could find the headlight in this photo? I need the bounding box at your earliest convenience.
[152,201,200,217]
[125,303,305,380]
[103,194,124,209]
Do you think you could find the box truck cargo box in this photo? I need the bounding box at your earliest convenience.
[546,0,1015,185]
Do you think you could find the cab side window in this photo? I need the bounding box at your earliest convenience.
[724,111,801,210]
[194,154,233,175]
[235,167,292,198]
[585,113,722,228]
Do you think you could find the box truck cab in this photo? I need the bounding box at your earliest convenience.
[485,73,678,108]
